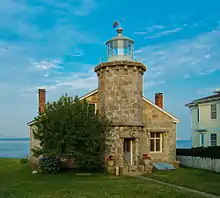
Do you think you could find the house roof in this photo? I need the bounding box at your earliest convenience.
[185,93,220,108]
[27,89,99,126]
[27,89,179,126]
[142,96,179,123]
[80,89,179,123]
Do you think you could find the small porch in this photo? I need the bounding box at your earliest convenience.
[121,138,152,175]
[108,137,153,175]
[106,135,178,176]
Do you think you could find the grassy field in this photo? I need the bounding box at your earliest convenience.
[0,159,205,198]
[146,167,220,196]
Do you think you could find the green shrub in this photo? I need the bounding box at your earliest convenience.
[32,94,111,172]
[176,146,220,159]
[39,157,61,174]
[20,157,29,165]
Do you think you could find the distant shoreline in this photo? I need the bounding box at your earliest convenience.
[0,138,191,141]
[0,138,191,142]
[0,138,30,141]
[0,139,191,158]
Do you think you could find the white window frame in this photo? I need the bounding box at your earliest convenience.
[88,103,97,114]
[210,133,217,146]
[210,104,217,120]
[150,132,162,153]
[200,133,204,147]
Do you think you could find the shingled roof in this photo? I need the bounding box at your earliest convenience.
[185,92,220,107]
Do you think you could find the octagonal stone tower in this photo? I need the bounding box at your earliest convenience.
[95,27,146,126]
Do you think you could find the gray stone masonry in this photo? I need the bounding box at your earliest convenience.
[95,61,146,126]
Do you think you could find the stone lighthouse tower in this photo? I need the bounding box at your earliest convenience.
[94,22,147,167]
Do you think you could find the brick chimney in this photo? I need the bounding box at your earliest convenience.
[38,89,46,113]
[155,93,163,108]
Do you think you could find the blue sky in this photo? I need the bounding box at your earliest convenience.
[0,0,220,139]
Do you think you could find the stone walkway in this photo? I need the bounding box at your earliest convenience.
[136,176,220,198]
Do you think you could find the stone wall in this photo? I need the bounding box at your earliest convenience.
[95,61,146,126]
[141,100,177,163]
[84,90,98,106]
[81,89,177,164]
[29,125,40,165]
[106,125,145,167]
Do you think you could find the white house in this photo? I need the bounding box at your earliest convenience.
[186,89,220,147]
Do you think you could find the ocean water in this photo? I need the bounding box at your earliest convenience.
[0,138,191,158]
[0,138,30,158]
[176,140,192,149]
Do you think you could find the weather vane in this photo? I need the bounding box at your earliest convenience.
[113,18,124,29]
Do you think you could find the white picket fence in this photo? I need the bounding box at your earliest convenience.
[176,155,220,172]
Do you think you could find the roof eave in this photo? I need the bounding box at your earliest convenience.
[197,97,220,103]
[27,89,180,126]
[186,96,220,108]
[27,120,36,126]
[142,97,180,123]
[185,103,196,108]
[27,89,99,126]
[79,89,98,101]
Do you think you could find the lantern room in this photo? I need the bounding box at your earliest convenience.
[106,27,134,62]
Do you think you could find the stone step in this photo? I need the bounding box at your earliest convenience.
[129,165,137,171]
[119,163,153,176]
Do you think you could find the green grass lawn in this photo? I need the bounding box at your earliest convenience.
[146,167,220,196]
[0,159,204,198]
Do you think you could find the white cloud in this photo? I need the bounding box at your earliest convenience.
[196,87,218,95]
[136,27,220,79]
[39,0,98,16]
[72,52,84,57]
[134,25,165,35]
[0,0,100,91]
[183,74,190,79]
[0,0,101,137]
[145,27,183,39]
[73,0,97,16]
[21,69,98,96]
[34,60,62,70]
[134,31,149,35]
[144,80,165,88]
[53,75,97,90]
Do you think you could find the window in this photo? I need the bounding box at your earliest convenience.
[210,134,217,146]
[210,104,217,119]
[197,107,200,122]
[88,103,96,114]
[150,133,162,152]
[200,133,204,147]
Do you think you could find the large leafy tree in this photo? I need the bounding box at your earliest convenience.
[32,94,111,171]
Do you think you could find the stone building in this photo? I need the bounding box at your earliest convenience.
[28,25,180,174]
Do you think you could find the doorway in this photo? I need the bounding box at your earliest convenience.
[123,138,133,165]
